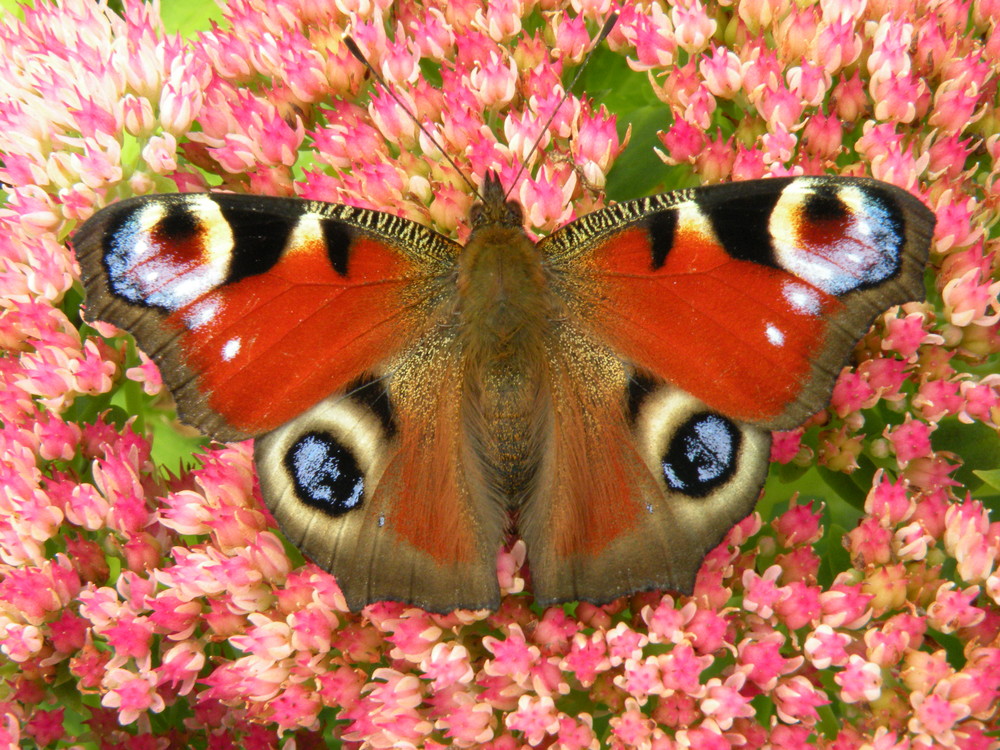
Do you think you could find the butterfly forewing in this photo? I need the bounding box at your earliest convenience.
[541,177,933,430]
[76,193,459,439]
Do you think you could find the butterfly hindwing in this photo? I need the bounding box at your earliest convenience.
[520,325,772,603]
[254,328,507,612]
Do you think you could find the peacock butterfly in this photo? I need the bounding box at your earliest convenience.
[73,171,934,613]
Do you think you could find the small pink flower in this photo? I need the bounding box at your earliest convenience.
[574,107,621,188]
[0,622,43,662]
[609,698,655,746]
[24,707,64,747]
[959,377,1000,424]
[848,517,893,566]
[773,675,829,724]
[909,691,972,746]
[814,19,862,74]
[659,118,707,164]
[700,46,743,98]
[605,623,648,667]
[928,75,986,135]
[504,694,559,746]
[468,51,517,109]
[804,624,851,669]
[268,683,321,731]
[742,565,784,619]
[772,503,823,547]
[657,641,712,695]
[287,606,337,653]
[124,352,163,396]
[926,584,986,633]
[700,672,754,730]
[770,429,804,463]
[836,654,883,703]
[885,416,934,465]
[561,631,611,688]
[555,713,598,750]
[156,640,205,696]
[670,1,716,54]
[617,655,665,697]
[739,631,803,691]
[627,5,677,71]
[102,615,154,662]
[101,668,165,725]
[483,624,540,685]
[831,370,877,417]
[820,580,874,629]
[436,693,495,747]
[775,582,823,630]
[421,642,474,691]
[942,268,1000,327]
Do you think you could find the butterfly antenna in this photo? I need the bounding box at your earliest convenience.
[343,36,482,199]
[505,13,618,200]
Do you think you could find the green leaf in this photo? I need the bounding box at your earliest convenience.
[160,0,225,36]
[974,469,1000,493]
[606,106,678,200]
[933,418,1000,495]
[149,416,209,476]
[0,0,30,19]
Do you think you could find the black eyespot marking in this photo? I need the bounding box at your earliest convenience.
[662,414,740,497]
[285,431,365,515]
[321,220,353,276]
[802,184,848,223]
[155,202,200,242]
[647,210,678,270]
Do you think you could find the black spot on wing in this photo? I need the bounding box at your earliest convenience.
[347,376,397,440]
[661,413,741,498]
[153,201,199,243]
[626,373,659,424]
[647,210,677,271]
[321,220,353,276]
[285,431,365,516]
[700,184,783,267]
[802,182,849,223]
[218,200,292,284]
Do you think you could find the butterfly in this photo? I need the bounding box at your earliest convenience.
[73,172,934,613]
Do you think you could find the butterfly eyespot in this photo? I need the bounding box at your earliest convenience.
[284,431,365,515]
[661,413,741,497]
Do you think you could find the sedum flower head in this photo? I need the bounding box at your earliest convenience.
[0,0,999,747]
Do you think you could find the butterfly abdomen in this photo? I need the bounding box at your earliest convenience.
[457,225,556,501]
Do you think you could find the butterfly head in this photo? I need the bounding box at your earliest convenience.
[470,171,524,231]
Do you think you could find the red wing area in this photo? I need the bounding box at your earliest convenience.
[254,328,507,612]
[541,177,932,430]
[169,237,440,435]
[74,194,457,441]
[582,226,842,425]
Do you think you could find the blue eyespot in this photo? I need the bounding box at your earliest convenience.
[285,432,364,515]
[661,414,740,497]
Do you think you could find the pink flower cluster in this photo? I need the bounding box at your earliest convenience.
[0,0,998,747]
